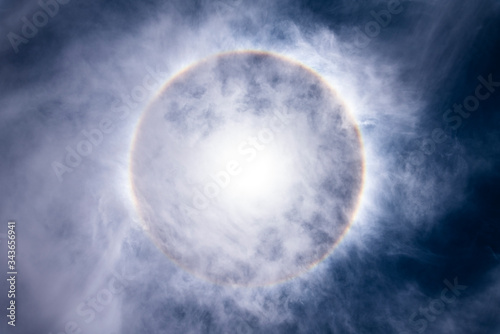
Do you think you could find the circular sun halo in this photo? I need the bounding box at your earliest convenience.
[130,50,364,287]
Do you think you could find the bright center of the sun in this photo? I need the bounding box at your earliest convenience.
[191,121,297,213]
[231,150,281,199]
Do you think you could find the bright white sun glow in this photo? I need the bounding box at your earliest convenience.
[188,114,301,218]
[228,148,286,202]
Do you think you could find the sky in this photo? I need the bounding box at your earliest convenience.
[0,0,499,333]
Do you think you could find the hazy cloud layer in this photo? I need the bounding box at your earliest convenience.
[0,0,499,333]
